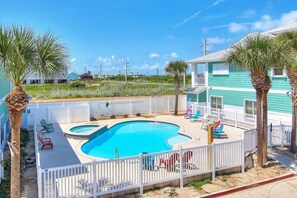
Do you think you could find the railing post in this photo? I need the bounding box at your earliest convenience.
[87,101,90,122]
[203,106,206,116]
[212,143,215,181]
[93,160,97,198]
[37,165,42,198]
[139,154,143,195]
[68,106,71,124]
[217,109,220,120]
[281,124,284,147]
[235,112,238,128]
[179,147,184,188]
[241,139,245,173]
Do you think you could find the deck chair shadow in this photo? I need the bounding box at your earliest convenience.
[37,134,53,150]
[159,153,180,172]
[40,119,54,133]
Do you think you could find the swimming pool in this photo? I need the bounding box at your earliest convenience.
[70,125,99,133]
[81,121,191,159]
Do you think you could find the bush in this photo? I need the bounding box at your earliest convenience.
[70,81,86,88]
[110,115,116,119]
[136,113,141,117]
[123,114,129,118]
[20,128,30,147]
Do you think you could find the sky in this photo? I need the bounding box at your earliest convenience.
[1,0,297,75]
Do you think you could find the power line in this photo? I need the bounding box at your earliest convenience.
[201,39,210,55]
[125,59,129,83]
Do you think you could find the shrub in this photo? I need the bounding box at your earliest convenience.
[136,113,141,117]
[70,81,86,88]
[187,178,211,191]
[110,115,116,119]
[123,114,129,118]
[20,128,30,147]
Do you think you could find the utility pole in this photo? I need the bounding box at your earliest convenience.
[157,67,159,76]
[125,59,129,83]
[99,64,103,78]
[201,39,210,56]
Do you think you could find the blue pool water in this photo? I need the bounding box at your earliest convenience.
[81,121,191,159]
[70,125,99,133]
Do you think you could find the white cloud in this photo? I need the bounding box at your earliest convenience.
[150,63,159,70]
[252,11,297,31]
[207,37,231,44]
[97,55,126,66]
[229,22,248,33]
[175,0,227,28]
[171,52,178,58]
[212,0,225,6]
[149,53,160,59]
[70,58,76,63]
[240,9,256,18]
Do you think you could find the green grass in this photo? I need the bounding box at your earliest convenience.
[187,178,211,191]
[23,80,185,99]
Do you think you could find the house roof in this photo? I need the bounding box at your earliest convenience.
[262,22,297,35]
[187,22,297,64]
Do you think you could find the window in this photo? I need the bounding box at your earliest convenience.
[244,100,256,115]
[211,96,223,109]
[272,67,286,77]
[213,63,229,75]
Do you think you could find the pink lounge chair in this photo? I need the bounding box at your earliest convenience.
[159,153,180,171]
[184,108,192,119]
[37,134,53,150]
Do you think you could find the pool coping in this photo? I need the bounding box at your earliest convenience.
[65,124,108,139]
[71,119,198,161]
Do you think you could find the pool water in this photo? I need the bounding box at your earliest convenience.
[70,125,99,133]
[81,121,191,159]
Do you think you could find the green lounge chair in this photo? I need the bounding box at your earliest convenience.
[40,119,54,133]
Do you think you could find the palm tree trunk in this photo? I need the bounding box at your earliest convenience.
[291,87,297,153]
[5,86,29,198]
[8,110,23,198]
[175,93,178,115]
[256,90,264,167]
[262,90,268,164]
[174,75,180,115]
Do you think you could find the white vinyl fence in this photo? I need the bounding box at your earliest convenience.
[25,96,186,127]
[35,139,244,198]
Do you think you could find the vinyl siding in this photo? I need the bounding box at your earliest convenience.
[0,72,10,98]
[209,89,291,114]
[187,93,198,102]
[199,91,206,103]
[208,62,291,91]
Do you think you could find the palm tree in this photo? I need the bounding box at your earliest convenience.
[226,35,292,167]
[277,31,297,153]
[0,25,68,198]
[165,60,187,115]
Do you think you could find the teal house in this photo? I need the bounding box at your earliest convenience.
[0,72,11,151]
[186,22,297,124]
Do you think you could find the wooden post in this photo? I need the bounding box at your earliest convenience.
[208,125,213,171]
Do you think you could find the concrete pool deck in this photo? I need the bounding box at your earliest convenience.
[37,115,245,169]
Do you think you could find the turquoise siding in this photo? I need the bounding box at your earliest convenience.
[0,103,8,120]
[209,89,291,114]
[187,93,198,102]
[208,62,252,89]
[208,62,291,90]
[0,72,10,98]
[199,91,206,103]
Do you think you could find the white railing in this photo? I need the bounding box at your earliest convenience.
[244,124,293,154]
[38,140,244,198]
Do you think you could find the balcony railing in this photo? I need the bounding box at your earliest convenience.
[194,76,205,86]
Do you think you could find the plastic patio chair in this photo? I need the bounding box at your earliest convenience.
[213,120,221,130]
[190,111,201,121]
[184,108,192,119]
[213,124,224,138]
[40,119,54,133]
[159,153,180,172]
[37,134,53,150]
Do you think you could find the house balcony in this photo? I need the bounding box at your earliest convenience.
[194,75,205,87]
